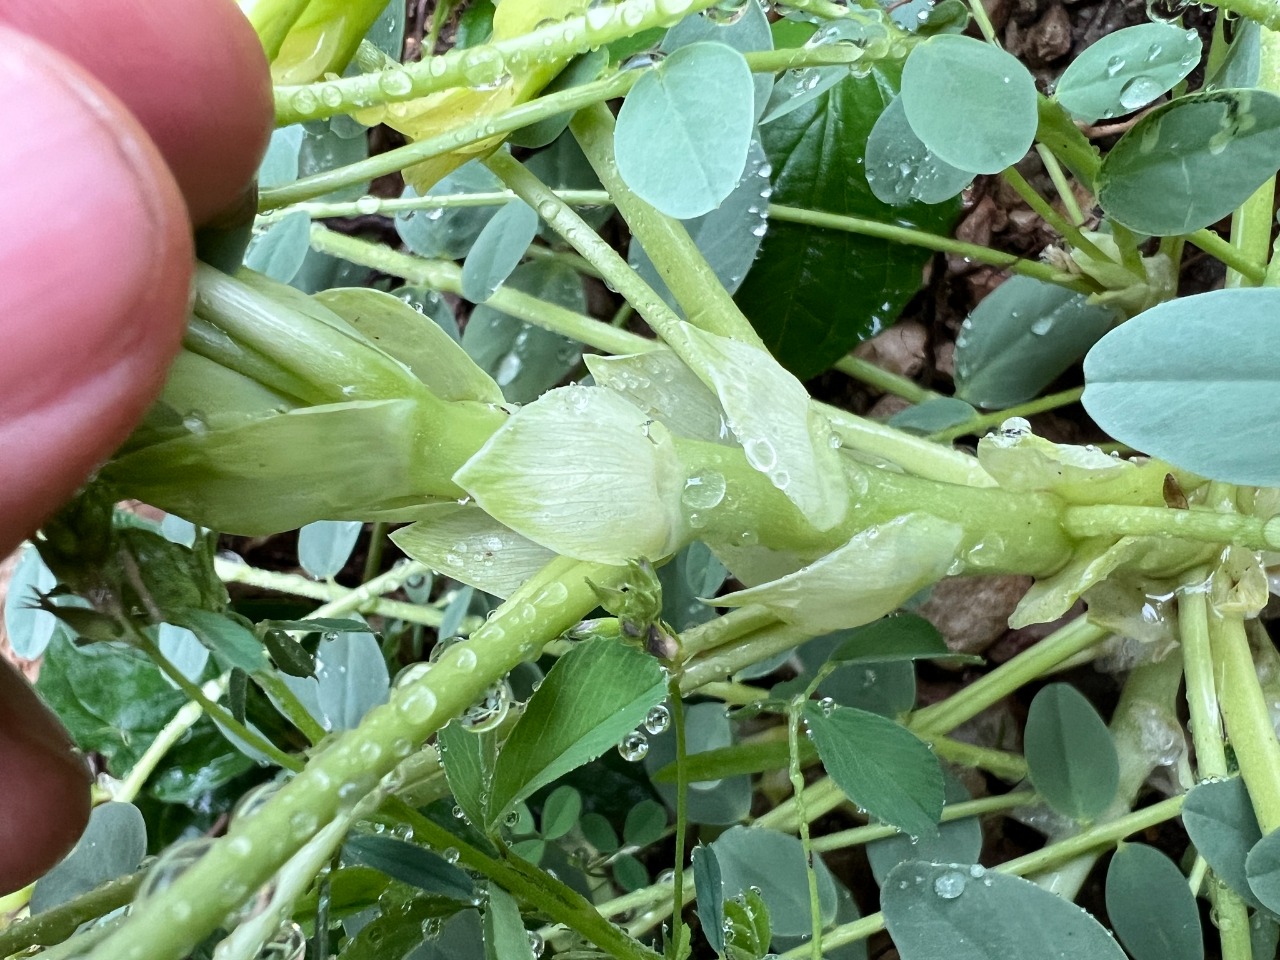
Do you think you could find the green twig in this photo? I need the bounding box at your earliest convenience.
[0,872,142,957]
[1001,168,1110,264]
[667,687,689,960]
[809,790,1038,853]
[928,387,1085,443]
[786,700,824,960]
[833,356,939,404]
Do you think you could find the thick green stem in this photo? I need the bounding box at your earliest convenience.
[1063,504,1278,552]
[571,102,765,346]
[1179,571,1229,778]
[0,872,142,956]
[1211,611,1280,833]
[87,558,622,960]
[1188,228,1268,283]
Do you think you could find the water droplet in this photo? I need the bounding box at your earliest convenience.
[704,0,750,24]
[1118,74,1163,111]
[182,411,209,436]
[1105,55,1126,77]
[378,69,414,97]
[528,931,545,958]
[460,678,513,733]
[290,88,319,115]
[355,195,382,215]
[818,696,836,717]
[933,870,967,899]
[319,84,343,108]
[618,730,649,761]
[397,685,438,724]
[968,864,986,878]
[743,437,777,472]
[644,703,671,735]
[442,847,461,864]
[682,470,727,511]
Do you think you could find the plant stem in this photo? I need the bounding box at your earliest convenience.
[273,0,724,125]
[1001,168,1110,264]
[1178,570,1229,778]
[482,151,687,341]
[809,791,1038,853]
[773,795,1185,958]
[385,799,661,960]
[833,356,940,403]
[87,557,623,960]
[668,687,689,960]
[215,556,454,628]
[362,522,388,582]
[1188,227,1268,283]
[1062,504,1277,552]
[131,626,303,772]
[0,872,142,956]
[571,102,765,346]
[253,670,327,746]
[308,226,653,357]
[927,735,1028,782]
[1210,879,1254,960]
[1208,0,1280,31]
[1035,97,1102,187]
[767,205,1093,293]
[928,387,1084,443]
[115,677,228,801]
[1035,145,1085,225]
[786,701,824,960]
[1211,611,1280,833]
[910,617,1109,737]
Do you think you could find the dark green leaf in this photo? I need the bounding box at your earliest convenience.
[623,800,668,847]
[693,844,725,953]
[340,897,453,960]
[955,276,1117,409]
[579,812,620,854]
[613,853,649,892]
[483,886,532,960]
[723,887,771,960]
[1107,843,1203,960]
[709,826,836,937]
[293,866,390,924]
[887,397,977,435]
[1248,830,1280,915]
[882,861,1127,960]
[803,701,944,838]
[438,720,498,829]
[1024,683,1118,822]
[1208,19,1260,89]
[866,774,983,884]
[170,610,266,673]
[37,632,186,775]
[1082,288,1280,486]
[901,36,1038,174]
[652,737,815,783]
[343,836,474,900]
[539,785,582,841]
[31,803,146,913]
[261,629,317,678]
[1096,90,1280,235]
[828,614,971,665]
[488,638,666,827]
[1055,24,1201,123]
[735,67,959,379]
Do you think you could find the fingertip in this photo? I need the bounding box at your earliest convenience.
[0,26,193,554]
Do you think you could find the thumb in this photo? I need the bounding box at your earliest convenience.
[0,25,194,556]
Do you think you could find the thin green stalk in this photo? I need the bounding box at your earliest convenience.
[834,356,939,403]
[809,791,1038,853]
[966,0,999,43]
[786,701,824,960]
[1001,168,1110,263]
[667,687,689,960]
[424,0,454,52]
[571,102,766,346]
[1210,879,1254,960]
[927,735,1028,782]
[271,189,613,218]
[362,522,388,582]
[114,677,228,801]
[1187,227,1268,283]
[1178,571,1228,778]
[482,151,686,340]
[1230,27,1280,287]
[679,605,778,659]
[262,44,867,208]
[910,618,1110,737]
[384,799,661,960]
[1211,611,1280,833]
[774,795,1185,958]
[1062,504,1277,552]
[928,387,1085,443]
[253,670,327,746]
[308,226,653,357]
[522,243,601,278]
[767,204,1093,293]
[131,626,303,772]
[308,559,429,620]
[679,621,812,692]
[272,0,724,125]
[1035,145,1085,225]
[87,558,624,960]
[0,871,142,956]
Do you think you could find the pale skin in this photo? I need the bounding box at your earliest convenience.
[0,0,272,893]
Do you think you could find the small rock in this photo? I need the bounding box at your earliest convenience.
[1025,4,1072,66]
[854,321,929,380]
[920,575,1034,657]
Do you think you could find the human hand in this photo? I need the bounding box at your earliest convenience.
[0,0,272,894]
